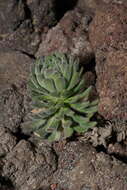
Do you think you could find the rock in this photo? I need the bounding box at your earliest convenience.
[0,0,58,55]
[96,50,127,120]
[89,4,127,120]
[2,140,57,190]
[52,141,127,190]
[0,128,17,156]
[0,0,25,35]
[80,124,112,147]
[77,0,127,14]
[26,0,56,30]
[0,51,33,132]
[112,120,127,142]
[77,0,99,13]
[0,87,24,133]
[102,0,127,5]
[108,142,127,158]
[80,186,92,190]
[36,9,94,63]
[0,51,32,89]
[0,20,41,55]
[89,4,127,52]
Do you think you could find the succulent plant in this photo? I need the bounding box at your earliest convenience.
[28,53,98,141]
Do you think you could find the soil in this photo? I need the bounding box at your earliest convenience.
[0,0,127,190]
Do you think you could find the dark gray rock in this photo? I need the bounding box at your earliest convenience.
[0,20,41,55]
[0,51,33,133]
[0,87,24,133]
[0,127,17,156]
[26,0,56,30]
[0,0,25,35]
[2,140,57,190]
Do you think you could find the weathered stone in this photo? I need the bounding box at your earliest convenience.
[77,0,127,14]
[0,51,33,133]
[77,0,99,13]
[89,4,127,51]
[0,20,41,55]
[0,87,24,133]
[26,0,56,30]
[108,142,127,158]
[111,120,127,142]
[36,9,94,63]
[52,141,127,190]
[3,140,57,190]
[0,0,25,35]
[96,50,127,120]
[80,124,112,147]
[89,4,127,120]
[0,51,32,89]
[0,128,17,156]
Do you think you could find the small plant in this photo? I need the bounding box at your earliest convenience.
[28,53,98,141]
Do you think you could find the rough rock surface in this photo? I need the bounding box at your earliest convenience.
[0,21,41,55]
[77,0,99,13]
[89,4,127,52]
[96,50,127,120]
[0,0,25,35]
[2,140,57,190]
[0,87,24,133]
[89,4,127,120]
[77,0,127,13]
[0,0,57,55]
[26,0,56,30]
[0,51,33,132]
[52,142,127,190]
[0,51,32,89]
[111,120,127,143]
[0,127,17,156]
[36,9,94,63]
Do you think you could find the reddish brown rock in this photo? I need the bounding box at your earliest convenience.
[77,0,127,17]
[36,9,94,63]
[89,4,127,120]
[96,50,127,120]
[89,4,127,51]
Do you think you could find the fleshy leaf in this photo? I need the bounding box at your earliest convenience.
[74,121,97,133]
[53,76,67,92]
[65,86,92,103]
[48,131,61,141]
[64,126,73,138]
[30,119,46,130]
[70,101,90,113]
